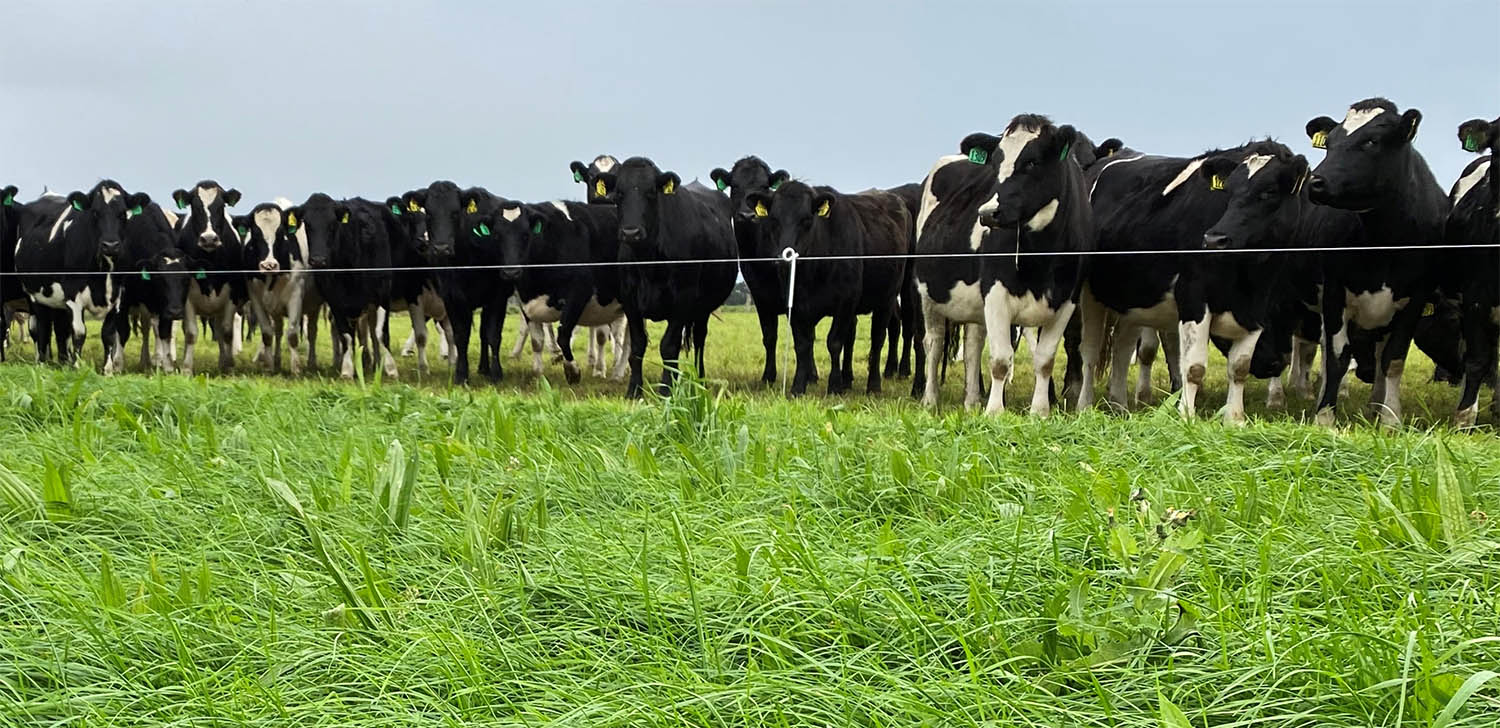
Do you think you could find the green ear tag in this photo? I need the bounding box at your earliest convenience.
[1,192,13,206]
[968,148,988,165]
[1058,143,1071,162]
[236,225,248,238]
[531,220,543,235]
[715,178,727,191]
[195,270,207,280]
[390,204,402,216]
[140,269,151,281]
[175,198,188,210]
[1463,134,1481,153]
[573,170,583,183]
[128,205,143,219]
[769,180,782,192]
[474,223,491,237]
[72,199,85,212]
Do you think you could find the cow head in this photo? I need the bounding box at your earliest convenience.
[1200,144,1309,250]
[570,155,621,204]
[172,180,241,252]
[976,115,1078,231]
[143,250,189,320]
[1457,118,1499,156]
[1304,98,1422,210]
[236,203,294,273]
[610,157,680,247]
[709,157,790,222]
[477,199,542,282]
[387,194,430,256]
[284,193,347,269]
[66,180,132,261]
[743,180,833,259]
[413,181,465,262]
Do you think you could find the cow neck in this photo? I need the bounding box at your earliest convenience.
[61,214,106,273]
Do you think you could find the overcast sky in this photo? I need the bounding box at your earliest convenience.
[3,1,1495,207]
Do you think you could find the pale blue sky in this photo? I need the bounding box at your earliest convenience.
[3,1,1495,206]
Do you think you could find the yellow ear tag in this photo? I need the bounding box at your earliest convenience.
[816,200,830,217]
[662,180,675,195]
[340,212,350,224]
[1422,303,1435,316]
[595,180,607,198]
[1210,175,1225,191]
[465,200,477,214]
[754,201,768,218]
[286,212,298,227]
[1311,130,1328,149]
[408,200,420,213]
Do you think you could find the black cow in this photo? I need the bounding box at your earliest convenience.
[13,181,133,368]
[883,181,926,390]
[117,200,189,372]
[744,181,909,396]
[171,181,245,374]
[968,115,1094,415]
[570,155,622,205]
[384,196,454,376]
[284,194,402,380]
[1304,98,1450,427]
[484,197,624,383]
[236,200,324,375]
[1082,141,1309,423]
[0,185,22,362]
[709,157,791,385]
[596,157,736,397]
[401,182,511,385]
[1448,117,1499,425]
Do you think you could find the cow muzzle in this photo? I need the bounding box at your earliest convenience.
[499,267,522,282]
[619,226,646,243]
[259,258,281,273]
[198,232,221,251]
[99,239,123,257]
[309,256,329,268]
[1203,232,1232,250]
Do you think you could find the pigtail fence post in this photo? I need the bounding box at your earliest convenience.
[780,247,799,397]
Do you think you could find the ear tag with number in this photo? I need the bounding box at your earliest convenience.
[595,180,608,197]
[390,204,401,216]
[769,180,782,191]
[816,200,830,218]
[195,270,207,280]
[340,212,349,224]
[127,205,143,219]
[474,223,491,237]
[573,170,584,183]
[1311,130,1328,149]
[72,199,84,212]
[140,269,151,281]
[662,180,676,195]
[1210,175,1225,191]
[465,200,477,214]
[2,192,15,206]
[967,148,988,165]
[1463,134,1481,153]
[715,178,727,191]
[754,201,768,218]
[287,212,298,228]
[1058,143,1071,162]
[175,197,188,210]
[407,199,420,213]
[531,220,543,235]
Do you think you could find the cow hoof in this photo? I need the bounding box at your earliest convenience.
[1454,406,1479,429]
[1224,413,1248,427]
[1266,390,1287,411]
[564,364,581,385]
[1314,408,1336,428]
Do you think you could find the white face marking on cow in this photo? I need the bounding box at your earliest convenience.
[1452,160,1489,204]
[994,127,1041,184]
[1162,159,1207,196]
[915,154,965,243]
[1341,107,1386,134]
[1242,154,1275,179]
[162,209,179,228]
[197,186,219,208]
[592,155,617,173]
[163,256,180,265]
[253,209,282,270]
[549,200,572,220]
[1025,199,1059,232]
[501,207,521,222]
[100,187,123,203]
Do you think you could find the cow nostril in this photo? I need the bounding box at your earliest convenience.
[619,226,644,242]
[1203,233,1231,249]
[1308,176,1327,192]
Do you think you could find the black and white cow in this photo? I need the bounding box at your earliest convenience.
[0,185,23,362]
[14,181,133,369]
[284,194,401,380]
[485,197,627,382]
[571,155,622,205]
[401,182,512,385]
[709,156,792,384]
[744,181,909,396]
[235,199,324,375]
[1304,98,1450,426]
[967,115,1093,415]
[171,181,245,374]
[1448,117,1499,425]
[118,200,189,372]
[384,196,455,375]
[596,157,737,397]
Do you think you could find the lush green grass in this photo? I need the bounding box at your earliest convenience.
[1,309,1498,726]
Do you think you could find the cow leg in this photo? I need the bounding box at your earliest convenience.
[962,323,986,409]
[1455,301,1498,427]
[251,301,274,371]
[509,311,530,359]
[1374,304,1423,428]
[1314,294,1354,427]
[527,320,548,376]
[401,329,418,357]
[450,309,474,385]
[919,299,947,408]
[610,318,629,380]
[1107,321,1141,410]
[657,319,688,395]
[868,305,892,394]
[334,314,357,380]
[215,306,236,372]
[53,308,74,366]
[1077,287,1106,411]
[1158,329,1183,392]
[882,305,900,379]
[1177,313,1212,420]
[1134,329,1160,406]
[306,305,322,372]
[588,326,607,378]
[1290,336,1317,398]
[230,313,244,357]
[1224,329,1263,425]
[480,305,503,382]
[375,306,399,380]
[28,303,49,364]
[693,314,710,378]
[982,290,1015,414]
[625,314,648,398]
[439,316,456,366]
[408,302,429,376]
[181,299,199,375]
[556,298,588,385]
[789,314,817,397]
[825,309,852,395]
[1029,306,1074,418]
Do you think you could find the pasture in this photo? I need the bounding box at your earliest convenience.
[1,308,1498,726]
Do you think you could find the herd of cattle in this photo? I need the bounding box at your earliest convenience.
[1,97,1496,427]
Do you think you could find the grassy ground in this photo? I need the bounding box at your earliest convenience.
[1,307,1498,726]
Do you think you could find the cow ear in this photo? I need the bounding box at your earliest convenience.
[230,214,251,239]
[1197,157,1239,191]
[461,191,483,215]
[1394,108,1422,144]
[222,189,242,207]
[1283,155,1311,194]
[570,160,589,184]
[1457,118,1498,153]
[125,192,152,209]
[593,173,615,199]
[812,192,834,218]
[710,167,730,192]
[67,191,90,211]
[1,185,17,206]
[1305,116,1337,149]
[745,191,772,219]
[283,206,303,230]
[959,132,1002,164]
[657,171,681,196]
[384,196,404,216]
[1050,125,1078,163]
[768,169,790,191]
[1095,138,1124,159]
[171,189,191,210]
[334,204,351,224]
[403,190,426,212]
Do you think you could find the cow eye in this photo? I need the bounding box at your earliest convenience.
[1259,189,1279,200]
[1361,137,1379,151]
[1021,159,1038,173]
